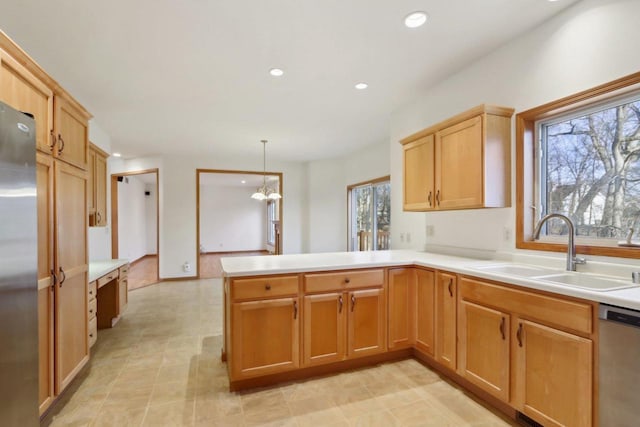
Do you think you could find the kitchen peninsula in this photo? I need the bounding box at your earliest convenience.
[222,250,640,427]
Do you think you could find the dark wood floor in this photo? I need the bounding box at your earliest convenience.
[199,251,269,278]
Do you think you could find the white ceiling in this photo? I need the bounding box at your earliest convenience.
[0,0,578,162]
[199,172,279,188]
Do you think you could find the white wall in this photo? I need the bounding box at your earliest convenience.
[199,185,266,252]
[306,140,390,253]
[145,183,157,255]
[111,153,305,278]
[389,0,640,257]
[87,120,112,261]
[116,175,149,262]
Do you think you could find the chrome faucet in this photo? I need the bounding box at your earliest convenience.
[533,213,587,271]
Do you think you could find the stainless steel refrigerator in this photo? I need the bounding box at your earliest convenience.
[0,100,39,425]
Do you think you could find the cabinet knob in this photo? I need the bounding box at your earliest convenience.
[265,284,271,290]
[344,278,350,284]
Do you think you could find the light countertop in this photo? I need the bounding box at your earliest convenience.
[89,259,129,283]
[220,250,640,311]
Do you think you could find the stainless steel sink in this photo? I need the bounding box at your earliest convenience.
[469,263,638,292]
[533,273,637,291]
[470,263,561,278]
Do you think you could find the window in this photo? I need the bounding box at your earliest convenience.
[267,200,276,246]
[347,177,390,251]
[517,72,640,258]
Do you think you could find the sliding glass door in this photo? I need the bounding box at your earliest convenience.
[348,178,390,251]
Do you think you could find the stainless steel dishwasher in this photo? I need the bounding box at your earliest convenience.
[599,304,640,427]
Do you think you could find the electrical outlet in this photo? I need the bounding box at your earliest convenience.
[426,225,434,237]
[183,261,191,272]
[400,233,405,242]
[503,227,511,242]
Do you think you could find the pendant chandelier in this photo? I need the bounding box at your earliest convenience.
[251,140,281,201]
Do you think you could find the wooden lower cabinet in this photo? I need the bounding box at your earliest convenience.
[303,293,345,366]
[388,268,415,349]
[513,319,593,427]
[37,285,54,414]
[458,300,510,401]
[231,297,299,379]
[347,288,386,358]
[436,271,457,370]
[415,268,436,356]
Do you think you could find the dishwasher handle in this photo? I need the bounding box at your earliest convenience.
[599,304,640,328]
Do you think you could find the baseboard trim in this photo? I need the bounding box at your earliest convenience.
[229,349,412,391]
[201,250,269,255]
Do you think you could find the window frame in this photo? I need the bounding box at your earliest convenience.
[346,175,391,252]
[516,71,640,259]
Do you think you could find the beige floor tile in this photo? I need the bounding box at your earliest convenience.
[347,409,400,427]
[42,279,516,427]
[287,395,336,416]
[142,399,195,427]
[92,406,146,427]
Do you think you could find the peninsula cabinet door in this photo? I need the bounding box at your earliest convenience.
[458,301,510,402]
[513,319,592,427]
[415,268,436,357]
[347,288,386,358]
[435,272,457,371]
[231,297,300,379]
[303,293,345,366]
[54,161,89,394]
[388,268,415,349]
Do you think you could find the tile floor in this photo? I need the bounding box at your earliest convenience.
[45,278,518,427]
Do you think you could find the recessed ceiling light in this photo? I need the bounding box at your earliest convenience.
[404,11,428,28]
[269,68,284,77]
[112,152,122,157]
[355,82,368,90]
[241,180,246,184]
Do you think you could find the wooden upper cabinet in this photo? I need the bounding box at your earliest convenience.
[458,300,510,402]
[436,116,483,209]
[53,95,89,170]
[88,143,108,226]
[0,48,54,153]
[513,319,593,427]
[400,105,514,211]
[403,135,435,211]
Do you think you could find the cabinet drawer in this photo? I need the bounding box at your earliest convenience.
[305,269,384,293]
[119,264,129,279]
[88,317,97,347]
[88,281,97,301]
[460,277,593,334]
[88,298,97,320]
[97,270,118,288]
[231,276,299,300]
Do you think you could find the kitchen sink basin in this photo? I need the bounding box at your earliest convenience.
[533,273,638,291]
[470,263,561,278]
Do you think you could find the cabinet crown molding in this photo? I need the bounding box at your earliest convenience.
[399,104,514,145]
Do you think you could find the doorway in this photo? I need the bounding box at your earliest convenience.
[111,169,159,290]
[196,169,283,278]
[348,176,391,251]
